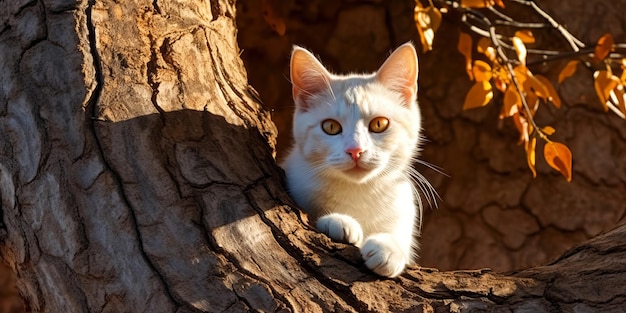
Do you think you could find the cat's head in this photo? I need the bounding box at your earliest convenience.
[289,43,421,184]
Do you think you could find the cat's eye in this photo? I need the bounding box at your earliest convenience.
[321,119,342,135]
[369,117,389,133]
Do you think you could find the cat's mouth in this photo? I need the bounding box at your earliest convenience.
[345,164,370,175]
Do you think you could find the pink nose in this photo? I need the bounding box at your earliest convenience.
[345,147,364,162]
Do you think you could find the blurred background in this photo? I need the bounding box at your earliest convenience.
[236,0,626,272]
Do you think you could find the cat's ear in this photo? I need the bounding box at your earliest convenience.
[290,46,331,111]
[376,43,419,107]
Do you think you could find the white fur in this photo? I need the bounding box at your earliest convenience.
[282,43,427,278]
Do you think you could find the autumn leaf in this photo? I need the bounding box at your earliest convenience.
[261,0,286,36]
[515,30,535,44]
[594,33,614,61]
[594,70,621,111]
[541,126,556,136]
[512,112,529,144]
[512,37,527,65]
[472,60,492,82]
[501,86,521,118]
[463,81,493,110]
[544,141,573,182]
[477,37,496,61]
[458,32,473,80]
[612,83,626,116]
[525,136,537,177]
[414,0,442,53]
[535,75,562,108]
[513,65,529,85]
[460,0,494,8]
[558,60,579,84]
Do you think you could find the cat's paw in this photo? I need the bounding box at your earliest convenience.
[316,213,363,246]
[361,234,407,278]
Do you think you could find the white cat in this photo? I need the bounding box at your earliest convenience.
[282,43,433,278]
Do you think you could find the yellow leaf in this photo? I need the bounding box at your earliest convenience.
[513,65,529,85]
[463,81,493,110]
[620,61,626,86]
[594,70,621,112]
[472,60,492,82]
[594,33,614,61]
[558,60,579,84]
[525,136,537,177]
[502,86,521,118]
[535,75,562,108]
[512,37,527,65]
[414,1,442,52]
[541,126,556,136]
[460,0,494,8]
[458,32,473,80]
[612,83,626,117]
[525,91,539,116]
[523,73,550,100]
[512,112,529,144]
[544,141,573,182]
[261,0,286,36]
[515,30,535,44]
[477,37,496,61]
[494,77,507,93]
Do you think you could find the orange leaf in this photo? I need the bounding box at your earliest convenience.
[525,136,537,177]
[544,141,573,182]
[458,32,473,80]
[541,126,556,136]
[558,60,579,84]
[594,70,621,111]
[513,65,529,85]
[460,0,494,8]
[502,86,521,118]
[463,81,493,110]
[594,33,614,61]
[477,37,496,61]
[414,1,442,52]
[262,0,286,36]
[535,75,562,108]
[515,30,535,44]
[612,83,626,117]
[512,37,527,65]
[523,73,550,100]
[472,60,492,82]
[512,112,529,144]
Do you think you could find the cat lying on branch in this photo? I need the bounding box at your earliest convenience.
[282,43,435,278]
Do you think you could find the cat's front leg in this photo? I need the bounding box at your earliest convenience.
[361,233,408,278]
[316,213,364,246]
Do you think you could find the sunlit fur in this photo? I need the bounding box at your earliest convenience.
[282,43,436,278]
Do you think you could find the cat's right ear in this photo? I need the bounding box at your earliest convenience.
[290,46,331,111]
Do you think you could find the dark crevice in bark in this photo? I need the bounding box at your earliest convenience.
[84,0,180,309]
[146,33,166,121]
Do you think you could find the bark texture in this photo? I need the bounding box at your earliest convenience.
[0,0,625,312]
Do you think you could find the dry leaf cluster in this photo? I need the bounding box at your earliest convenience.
[414,0,626,181]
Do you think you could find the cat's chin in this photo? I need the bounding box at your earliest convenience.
[341,165,375,183]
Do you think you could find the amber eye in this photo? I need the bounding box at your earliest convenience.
[369,117,389,133]
[321,119,342,135]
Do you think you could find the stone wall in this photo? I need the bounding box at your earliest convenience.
[236,0,626,271]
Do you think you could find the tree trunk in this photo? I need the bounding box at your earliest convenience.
[0,0,624,312]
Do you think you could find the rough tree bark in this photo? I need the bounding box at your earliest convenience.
[0,0,624,312]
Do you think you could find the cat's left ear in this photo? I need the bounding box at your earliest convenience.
[376,43,419,108]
